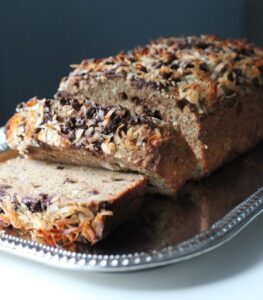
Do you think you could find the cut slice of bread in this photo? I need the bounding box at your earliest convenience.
[5,97,196,196]
[0,158,146,247]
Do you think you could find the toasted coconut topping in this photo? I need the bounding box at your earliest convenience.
[60,35,263,113]
[13,96,172,162]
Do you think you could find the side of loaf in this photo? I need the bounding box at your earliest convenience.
[58,35,263,177]
[0,158,147,247]
[5,96,196,196]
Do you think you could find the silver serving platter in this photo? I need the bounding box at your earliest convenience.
[0,127,263,272]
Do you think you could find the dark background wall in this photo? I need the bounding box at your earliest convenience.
[0,0,262,123]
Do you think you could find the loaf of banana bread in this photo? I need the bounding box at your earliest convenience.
[58,35,263,176]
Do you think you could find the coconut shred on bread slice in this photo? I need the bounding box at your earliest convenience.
[58,35,263,177]
[5,96,196,197]
[0,158,146,247]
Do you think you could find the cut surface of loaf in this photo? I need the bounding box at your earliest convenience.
[5,97,196,196]
[0,158,146,247]
[58,35,263,176]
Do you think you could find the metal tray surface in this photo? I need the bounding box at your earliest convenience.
[0,129,263,272]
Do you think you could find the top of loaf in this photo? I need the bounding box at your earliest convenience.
[61,35,263,113]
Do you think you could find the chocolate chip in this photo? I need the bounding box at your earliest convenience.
[140,66,147,73]
[153,110,162,120]
[17,102,25,110]
[45,100,52,108]
[90,189,99,195]
[177,99,189,111]
[161,72,172,79]
[131,96,141,104]
[120,92,128,100]
[227,71,234,82]
[64,178,77,184]
[170,63,179,70]
[22,195,50,213]
[71,99,82,112]
[56,166,64,170]
[199,63,209,72]
[34,127,42,134]
[59,97,70,106]
[86,107,97,118]
[196,41,209,50]
[182,62,194,69]
[112,178,124,182]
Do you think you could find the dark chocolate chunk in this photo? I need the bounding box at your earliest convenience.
[199,63,209,72]
[170,63,179,70]
[90,189,99,195]
[161,72,172,79]
[104,61,115,65]
[140,66,147,73]
[153,110,162,120]
[71,99,82,112]
[45,100,52,108]
[59,97,70,106]
[56,166,64,170]
[21,194,50,213]
[120,92,128,100]
[182,62,194,69]
[34,127,42,134]
[131,96,141,105]
[86,106,97,118]
[112,178,124,182]
[177,99,189,111]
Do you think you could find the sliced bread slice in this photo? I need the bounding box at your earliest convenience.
[5,96,196,196]
[0,158,146,247]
